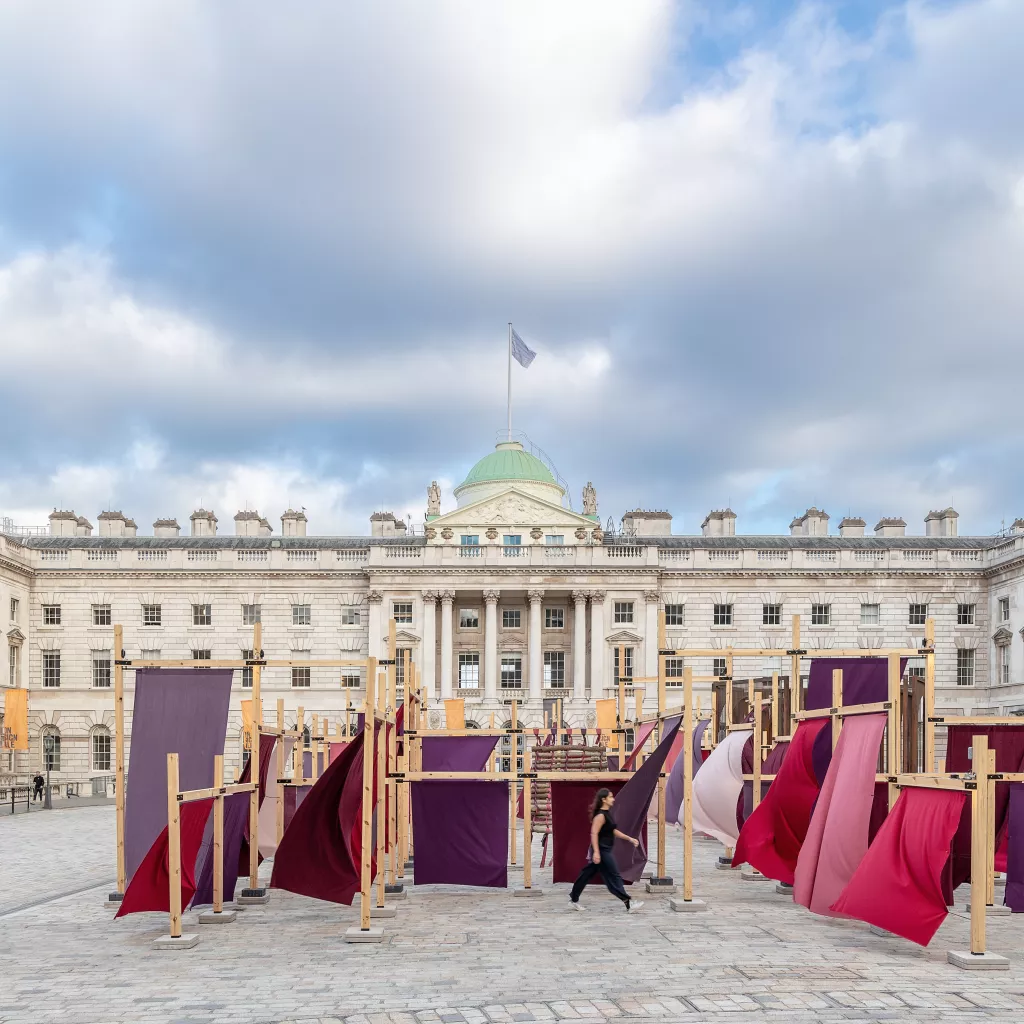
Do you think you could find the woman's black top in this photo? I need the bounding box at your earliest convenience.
[595,809,617,848]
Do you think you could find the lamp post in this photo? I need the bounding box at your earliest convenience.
[42,733,53,810]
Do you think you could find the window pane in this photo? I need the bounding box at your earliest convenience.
[242,604,262,626]
[543,651,565,686]
[93,604,112,626]
[613,647,633,683]
[393,603,413,624]
[503,535,521,546]
[460,535,479,546]
[811,604,831,626]
[192,603,212,626]
[92,731,111,771]
[292,604,311,625]
[545,535,564,545]
[458,652,480,688]
[502,609,521,629]
[292,656,311,687]
[957,603,975,626]
[545,608,564,629]
[43,604,61,626]
[500,655,522,687]
[908,604,928,626]
[342,608,360,626]
[762,604,781,626]
[43,652,61,687]
[860,603,880,626]
[957,648,975,686]
[614,602,634,624]
[92,655,111,688]
[459,608,479,629]
[143,604,162,626]
[664,604,685,627]
[713,604,732,626]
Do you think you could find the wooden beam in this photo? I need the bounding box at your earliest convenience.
[276,699,285,847]
[248,621,262,890]
[212,754,224,914]
[682,667,694,902]
[831,669,843,751]
[970,735,989,955]
[924,618,936,771]
[113,624,126,896]
[358,657,377,931]
[166,753,182,939]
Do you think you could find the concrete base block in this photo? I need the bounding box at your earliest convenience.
[870,925,896,937]
[152,933,200,950]
[994,873,1006,887]
[404,860,415,871]
[104,891,124,908]
[386,887,408,900]
[370,905,398,918]
[669,898,708,913]
[344,926,385,943]
[965,902,1012,916]
[646,882,677,895]
[714,860,735,871]
[513,887,544,898]
[775,883,794,895]
[947,950,1010,970]
[507,863,524,871]
[236,889,270,906]
[741,869,773,881]
[198,908,237,924]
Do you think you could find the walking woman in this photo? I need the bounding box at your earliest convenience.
[568,788,644,912]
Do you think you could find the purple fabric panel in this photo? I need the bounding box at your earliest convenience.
[124,668,233,881]
[191,792,249,907]
[666,720,709,825]
[421,735,499,772]
[411,781,509,887]
[1006,784,1024,912]
[611,716,682,882]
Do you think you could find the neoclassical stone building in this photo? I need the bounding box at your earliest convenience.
[3,438,1024,783]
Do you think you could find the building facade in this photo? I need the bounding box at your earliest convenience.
[3,439,1024,784]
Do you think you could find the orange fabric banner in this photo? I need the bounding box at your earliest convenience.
[3,688,28,750]
[595,698,617,731]
[443,699,465,730]
[241,699,254,752]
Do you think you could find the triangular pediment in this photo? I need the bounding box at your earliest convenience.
[381,629,421,647]
[428,487,594,533]
[6,627,25,646]
[993,627,1014,646]
[605,629,643,645]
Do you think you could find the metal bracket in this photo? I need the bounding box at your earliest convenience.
[114,659,132,667]
[658,648,676,656]
[518,772,538,779]
[786,649,807,656]
[245,660,268,667]
[378,658,396,666]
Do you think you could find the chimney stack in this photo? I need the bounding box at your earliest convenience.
[190,508,218,537]
[281,509,308,537]
[925,507,958,538]
[154,518,181,538]
[874,517,907,538]
[789,508,829,537]
[97,511,132,538]
[838,516,866,538]
[701,509,736,537]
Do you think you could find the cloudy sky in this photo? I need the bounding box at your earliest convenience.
[1,0,1022,538]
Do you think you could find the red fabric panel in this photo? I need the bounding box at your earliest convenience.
[622,722,658,771]
[732,720,828,884]
[946,725,1024,887]
[830,786,966,946]
[116,799,213,917]
[549,781,628,884]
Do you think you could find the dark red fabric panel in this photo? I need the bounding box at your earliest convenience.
[733,720,828,884]
[946,725,1024,887]
[549,781,629,885]
[829,786,965,946]
[116,799,213,917]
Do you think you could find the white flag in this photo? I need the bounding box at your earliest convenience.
[510,327,536,368]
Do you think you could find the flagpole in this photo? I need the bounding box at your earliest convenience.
[507,322,513,442]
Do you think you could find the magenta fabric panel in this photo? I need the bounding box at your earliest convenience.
[191,792,249,907]
[794,713,887,916]
[123,668,233,882]
[411,781,509,887]
[421,735,499,772]
[1005,783,1024,912]
[666,720,709,825]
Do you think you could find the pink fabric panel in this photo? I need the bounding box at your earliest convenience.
[691,730,750,847]
[794,713,887,916]
[257,737,296,858]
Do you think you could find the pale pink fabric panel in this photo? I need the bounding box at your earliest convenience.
[691,729,751,846]
[794,713,886,916]
[258,737,297,858]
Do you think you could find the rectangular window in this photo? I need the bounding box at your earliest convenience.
[957,603,976,626]
[292,654,311,688]
[241,604,261,626]
[713,657,727,678]
[544,651,565,686]
[502,608,521,629]
[191,649,211,666]
[503,534,521,547]
[241,649,254,689]
[860,603,880,626]
[43,651,61,688]
[713,604,732,627]
[140,649,161,662]
[396,647,410,689]
[665,657,684,684]
[613,647,633,684]
[341,608,361,626]
[957,648,975,686]
[545,535,564,545]
[392,602,413,625]
[664,604,685,627]
[92,653,111,688]
[1000,597,1011,622]
[500,654,523,688]
[908,603,928,626]
[459,608,479,629]
[811,604,831,626]
[762,604,781,627]
[42,604,61,626]
[8,645,17,687]
[10,597,18,622]
[42,731,60,772]
[460,535,480,547]
[544,608,564,630]
[292,604,311,626]
[192,603,212,627]
[143,604,162,627]
[92,604,111,627]
[92,731,111,771]
[1000,647,1011,686]
[341,671,362,688]
[614,601,634,624]
[458,652,480,688]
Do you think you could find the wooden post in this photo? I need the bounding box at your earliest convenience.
[248,621,262,891]
[987,747,997,907]
[387,630,398,889]
[887,654,900,809]
[831,669,843,751]
[167,752,182,938]
[523,746,533,890]
[212,753,224,913]
[359,657,377,930]
[275,698,285,846]
[510,700,518,867]
[791,615,802,715]
[751,698,763,812]
[770,671,779,743]
[375,668,387,908]
[924,618,936,771]
[710,688,719,747]
[296,705,305,782]
[396,656,410,884]
[970,734,989,955]
[725,663,734,732]
[617,645,626,760]
[682,667,694,901]
[656,610,667,882]
[311,714,320,782]
[114,624,126,897]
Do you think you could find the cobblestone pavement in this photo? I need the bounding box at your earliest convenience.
[3,811,1024,1023]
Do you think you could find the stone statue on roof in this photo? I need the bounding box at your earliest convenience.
[427,480,441,517]
[582,481,598,516]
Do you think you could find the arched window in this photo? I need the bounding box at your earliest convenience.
[303,725,311,749]
[623,727,635,752]
[91,727,111,771]
[464,720,480,729]
[500,721,525,773]
[41,726,61,772]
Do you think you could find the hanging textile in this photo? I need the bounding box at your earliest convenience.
[793,714,887,913]
[691,729,751,846]
[621,722,658,771]
[235,733,277,875]
[830,786,965,945]
[1004,783,1024,913]
[421,735,499,772]
[116,799,213,917]
[665,720,710,825]
[123,669,233,882]
[549,780,630,885]
[411,781,509,888]
[732,719,828,883]
[257,737,297,858]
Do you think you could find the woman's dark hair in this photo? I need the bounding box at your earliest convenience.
[590,788,612,819]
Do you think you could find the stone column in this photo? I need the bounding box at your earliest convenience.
[590,590,606,696]
[528,589,544,700]
[439,590,455,699]
[645,589,661,681]
[367,590,383,662]
[421,591,438,700]
[572,590,588,700]
[483,589,500,699]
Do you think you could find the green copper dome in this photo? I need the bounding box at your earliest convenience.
[454,441,562,504]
